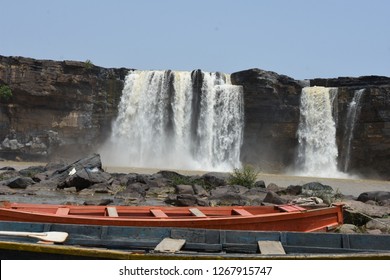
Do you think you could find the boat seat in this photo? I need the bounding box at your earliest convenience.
[189,208,207,217]
[258,241,286,255]
[106,207,119,217]
[55,208,70,215]
[154,238,186,253]
[150,209,168,218]
[232,208,253,216]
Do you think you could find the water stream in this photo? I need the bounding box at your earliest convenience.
[341,89,365,172]
[100,70,244,171]
[295,86,343,177]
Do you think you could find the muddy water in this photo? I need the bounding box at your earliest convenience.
[1,161,389,197]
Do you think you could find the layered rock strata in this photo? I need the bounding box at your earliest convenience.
[0,55,127,160]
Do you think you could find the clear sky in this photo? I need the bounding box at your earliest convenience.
[1,0,389,79]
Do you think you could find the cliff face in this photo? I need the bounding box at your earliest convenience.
[1,56,389,179]
[311,77,390,178]
[232,70,390,178]
[0,55,128,160]
[230,69,304,172]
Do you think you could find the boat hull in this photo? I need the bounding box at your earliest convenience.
[0,202,344,232]
[1,220,390,260]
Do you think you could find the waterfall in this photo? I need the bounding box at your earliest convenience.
[296,86,342,177]
[100,70,244,171]
[341,89,365,172]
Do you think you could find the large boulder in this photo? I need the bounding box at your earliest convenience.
[48,154,113,190]
[263,191,287,205]
[357,191,390,204]
[6,176,35,189]
[301,182,333,195]
[201,172,229,187]
[209,185,249,206]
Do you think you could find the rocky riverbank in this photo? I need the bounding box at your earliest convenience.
[1,154,389,234]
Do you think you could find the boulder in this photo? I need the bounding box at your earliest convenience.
[18,166,46,178]
[301,182,333,195]
[336,224,360,234]
[115,182,148,199]
[118,173,138,186]
[59,168,112,191]
[157,170,187,181]
[6,176,35,189]
[263,191,287,205]
[266,183,285,193]
[0,166,16,171]
[286,185,302,195]
[243,187,268,205]
[193,184,209,197]
[83,199,113,206]
[343,200,390,225]
[201,172,229,187]
[365,218,390,233]
[209,185,249,206]
[0,170,20,182]
[291,197,324,206]
[175,194,197,206]
[48,154,112,190]
[175,184,195,195]
[254,180,266,188]
[357,191,390,204]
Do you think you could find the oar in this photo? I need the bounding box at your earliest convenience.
[0,231,69,243]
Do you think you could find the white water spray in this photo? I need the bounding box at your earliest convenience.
[295,86,348,177]
[100,70,244,171]
[341,89,365,172]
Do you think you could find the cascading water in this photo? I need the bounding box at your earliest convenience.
[341,89,365,172]
[296,86,342,177]
[100,70,244,171]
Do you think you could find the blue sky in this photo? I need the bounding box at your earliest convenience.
[1,0,389,79]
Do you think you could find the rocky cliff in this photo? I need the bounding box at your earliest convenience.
[1,55,389,179]
[311,76,390,178]
[232,70,390,178]
[0,55,128,160]
[230,69,304,172]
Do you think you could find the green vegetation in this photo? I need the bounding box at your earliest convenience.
[228,165,259,188]
[84,59,94,70]
[0,85,12,101]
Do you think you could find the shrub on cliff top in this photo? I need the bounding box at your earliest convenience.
[84,59,94,70]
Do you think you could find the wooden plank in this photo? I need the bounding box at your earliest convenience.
[189,208,207,217]
[55,208,70,216]
[258,241,286,255]
[150,209,168,218]
[232,208,253,216]
[106,207,119,217]
[154,238,186,253]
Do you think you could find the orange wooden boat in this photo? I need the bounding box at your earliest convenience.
[0,201,344,232]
